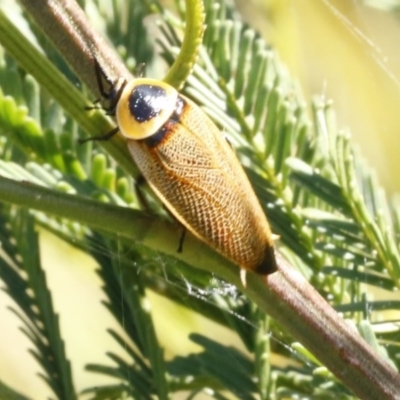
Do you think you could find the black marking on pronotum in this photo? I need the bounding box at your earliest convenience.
[143,97,187,148]
[143,122,175,148]
[129,85,168,123]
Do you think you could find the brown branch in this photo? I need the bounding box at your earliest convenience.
[19,0,132,94]
[247,254,400,399]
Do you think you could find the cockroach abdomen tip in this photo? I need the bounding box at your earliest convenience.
[254,246,277,275]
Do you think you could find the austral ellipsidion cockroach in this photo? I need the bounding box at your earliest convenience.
[84,64,277,285]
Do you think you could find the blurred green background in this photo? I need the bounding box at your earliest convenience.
[238,0,400,194]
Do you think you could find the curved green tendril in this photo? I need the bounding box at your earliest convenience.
[163,0,205,89]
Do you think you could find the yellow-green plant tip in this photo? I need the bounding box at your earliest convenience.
[291,342,321,365]
[94,192,112,204]
[55,181,76,194]
[67,158,87,181]
[91,153,108,186]
[102,169,116,191]
[313,366,332,378]
[116,177,134,203]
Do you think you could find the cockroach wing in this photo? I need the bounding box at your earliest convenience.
[127,95,276,274]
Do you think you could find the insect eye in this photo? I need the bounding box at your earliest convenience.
[129,85,169,123]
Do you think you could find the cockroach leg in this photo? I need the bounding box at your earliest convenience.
[78,126,119,144]
[177,227,186,253]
